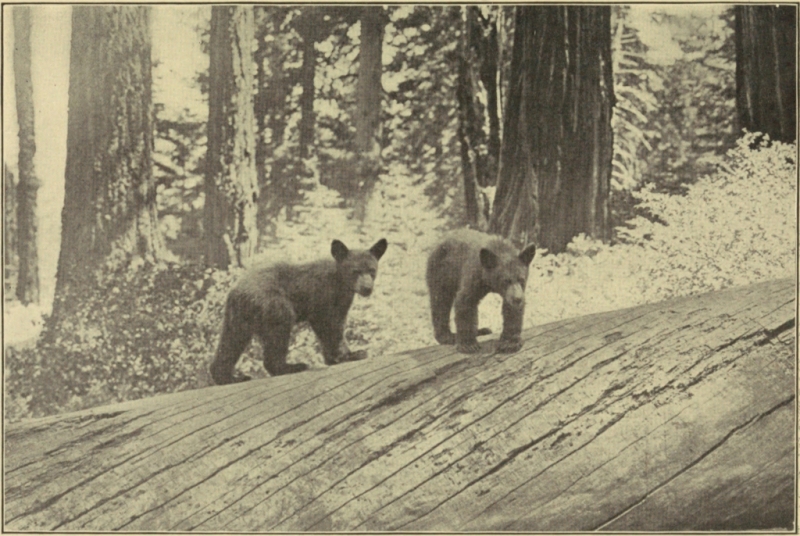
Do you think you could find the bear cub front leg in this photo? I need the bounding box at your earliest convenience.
[454,292,482,353]
[496,301,525,353]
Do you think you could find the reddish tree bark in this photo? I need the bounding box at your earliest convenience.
[55,6,163,320]
[204,6,258,268]
[13,5,39,304]
[490,6,614,253]
[735,6,797,142]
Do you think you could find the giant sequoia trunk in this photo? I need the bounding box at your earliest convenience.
[54,6,163,317]
[490,6,615,253]
[351,6,385,219]
[13,6,40,305]
[204,6,258,268]
[735,6,797,143]
[5,278,794,531]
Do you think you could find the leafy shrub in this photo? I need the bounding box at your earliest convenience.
[6,133,794,421]
[524,133,796,326]
[5,263,227,420]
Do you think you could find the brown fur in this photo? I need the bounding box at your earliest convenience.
[210,238,388,385]
[426,229,535,354]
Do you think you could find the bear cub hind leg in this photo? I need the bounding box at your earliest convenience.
[429,281,458,345]
[210,293,258,385]
[257,299,308,376]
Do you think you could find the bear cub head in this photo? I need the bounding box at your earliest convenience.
[331,238,388,297]
[479,242,537,308]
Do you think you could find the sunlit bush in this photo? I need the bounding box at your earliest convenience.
[525,132,796,326]
[6,133,795,421]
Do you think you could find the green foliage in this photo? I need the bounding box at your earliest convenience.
[639,8,737,194]
[5,133,794,421]
[527,133,795,326]
[382,7,463,216]
[5,263,226,420]
[610,7,737,228]
[611,6,660,192]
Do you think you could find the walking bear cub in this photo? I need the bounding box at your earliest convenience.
[210,238,388,385]
[426,229,536,354]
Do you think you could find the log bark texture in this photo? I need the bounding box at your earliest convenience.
[4,278,795,531]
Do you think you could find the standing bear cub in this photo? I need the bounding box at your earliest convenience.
[426,229,536,354]
[210,238,388,385]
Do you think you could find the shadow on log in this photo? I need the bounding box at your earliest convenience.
[4,278,796,531]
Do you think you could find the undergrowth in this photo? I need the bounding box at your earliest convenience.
[4,133,795,421]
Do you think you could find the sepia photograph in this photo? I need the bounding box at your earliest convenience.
[2,3,797,531]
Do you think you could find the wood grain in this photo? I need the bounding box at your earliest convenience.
[5,278,795,531]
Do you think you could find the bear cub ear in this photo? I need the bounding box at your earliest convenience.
[479,248,499,270]
[331,239,350,262]
[519,244,536,266]
[370,238,388,260]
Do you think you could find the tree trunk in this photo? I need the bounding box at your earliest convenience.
[204,6,258,269]
[457,7,490,230]
[456,7,502,230]
[4,164,18,299]
[5,278,794,532]
[735,6,797,143]
[254,7,271,194]
[480,9,501,187]
[253,7,295,227]
[490,6,615,253]
[297,9,318,160]
[13,5,40,305]
[54,6,163,316]
[351,6,385,219]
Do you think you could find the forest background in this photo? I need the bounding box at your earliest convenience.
[3,5,796,420]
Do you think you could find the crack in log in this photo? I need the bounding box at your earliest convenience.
[269,316,654,531]
[393,372,632,531]
[365,354,633,530]
[755,318,795,346]
[448,337,780,530]
[113,360,439,530]
[6,376,299,514]
[302,317,662,531]
[188,387,457,530]
[168,351,489,530]
[40,357,410,530]
[593,395,796,531]
[180,352,514,530]
[5,410,155,477]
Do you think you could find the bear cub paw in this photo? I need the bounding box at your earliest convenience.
[456,340,482,354]
[436,332,457,345]
[269,363,310,376]
[496,338,523,353]
[338,349,368,364]
[230,372,252,383]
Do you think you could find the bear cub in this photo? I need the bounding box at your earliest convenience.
[210,238,388,385]
[426,229,536,354]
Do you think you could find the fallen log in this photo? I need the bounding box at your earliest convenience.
[4,278,795,531]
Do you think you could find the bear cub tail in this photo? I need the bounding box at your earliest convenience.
[210,238,388,385]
